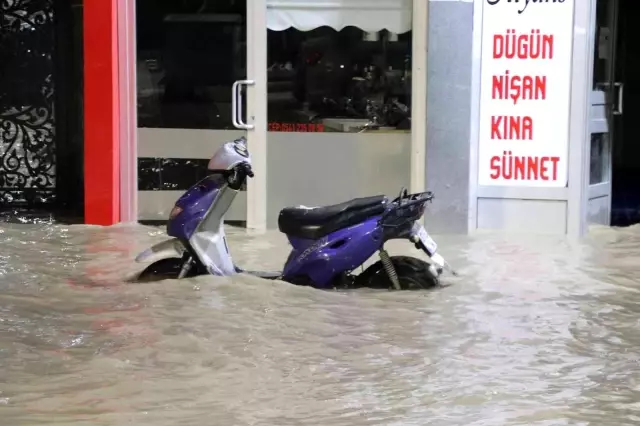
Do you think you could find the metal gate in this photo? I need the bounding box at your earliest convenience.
[0,0,56,207]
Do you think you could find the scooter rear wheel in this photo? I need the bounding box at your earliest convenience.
[137,258,197,282]
[353,255,439,290]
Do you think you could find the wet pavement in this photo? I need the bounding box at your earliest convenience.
[1,222,640,425]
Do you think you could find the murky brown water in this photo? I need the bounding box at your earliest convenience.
[2,222,640,425]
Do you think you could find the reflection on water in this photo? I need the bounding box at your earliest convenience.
[2,222,640,425]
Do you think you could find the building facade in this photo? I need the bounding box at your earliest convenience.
[83,0,622,237]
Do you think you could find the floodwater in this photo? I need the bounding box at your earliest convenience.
[1,222,640,425]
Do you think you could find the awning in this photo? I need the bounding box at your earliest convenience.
[266,0,412,33]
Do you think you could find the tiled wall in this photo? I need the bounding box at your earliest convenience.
[138,158,210,191]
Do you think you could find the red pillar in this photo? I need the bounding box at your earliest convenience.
[83,0,120,225]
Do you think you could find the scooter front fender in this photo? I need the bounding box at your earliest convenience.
[135,238,186,264]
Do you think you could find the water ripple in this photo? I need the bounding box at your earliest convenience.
[0,223,639,425]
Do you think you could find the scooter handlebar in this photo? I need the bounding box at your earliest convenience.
[227,162,253,190]
[242,163,254,178]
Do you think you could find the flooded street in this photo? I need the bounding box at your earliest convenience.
[2,222,640,425]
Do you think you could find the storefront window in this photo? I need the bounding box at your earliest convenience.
[136,0,246,129]
[136,1,412,133]
[267,27,412,133]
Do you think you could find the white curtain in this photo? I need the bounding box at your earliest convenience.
[266,0,412,33]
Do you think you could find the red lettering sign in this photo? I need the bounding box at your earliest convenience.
[479,1,573,186]
[490,115,533,140]
[489,152,560,181]
[492,71,546,104]
[493,29,554,59]
[267,122,326,132]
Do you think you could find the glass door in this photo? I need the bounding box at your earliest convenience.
[261,6,415,228]
[589,0,621,225]
[135,0,249,223]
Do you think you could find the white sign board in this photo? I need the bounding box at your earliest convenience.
[478,0,574,187]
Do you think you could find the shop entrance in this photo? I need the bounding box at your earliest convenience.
[591,0,640,226]
[135,0,415,229]
[0,0,84,222]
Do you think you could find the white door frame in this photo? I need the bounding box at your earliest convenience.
[410,0,428,195]
[587,0,620,226]
[245,0,268,231]
[566,0,597,238]
[118,0,138,223]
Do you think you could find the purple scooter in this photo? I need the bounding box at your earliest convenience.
[135,136,455,290]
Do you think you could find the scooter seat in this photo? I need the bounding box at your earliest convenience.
[278,195,387,240]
